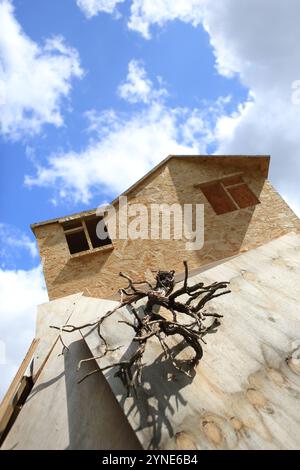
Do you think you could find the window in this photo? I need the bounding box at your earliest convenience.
[85,215,112,249]
[199,175,260,215]
[65,230,90,254]
[200,182,237,215]
[61,215,112,255]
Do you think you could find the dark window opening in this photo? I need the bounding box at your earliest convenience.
[65,230,89,254]
[62,219,83,231]
[85,216,112,249]
[61,214,113,255]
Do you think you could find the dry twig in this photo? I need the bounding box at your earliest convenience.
[50,261,230,394]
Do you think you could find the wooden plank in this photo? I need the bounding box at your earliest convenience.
[227,183,260,209]
[63,226,85,235]
[70,233,300,450]
[194,172,243,188]
[81,218,93,250]
[70,243,113,259]
[200,182,238,214]
[0,339,38,437]
[222,175,244,186]
[0,376,33,446]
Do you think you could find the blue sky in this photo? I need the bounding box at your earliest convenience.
[1,0,247,272]
[1,0,300,398]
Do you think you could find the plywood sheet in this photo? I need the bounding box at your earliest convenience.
[71,233,300,450]
[1,331,141,450]
[33,292,83,378]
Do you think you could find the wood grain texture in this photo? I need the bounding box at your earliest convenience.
[33,158,300,301]
[3,232,300,450]
[1,331,141,450]
[227,183,260,208]
[200,182,237,214]
[32,292,83,379]
[71,232,300,450]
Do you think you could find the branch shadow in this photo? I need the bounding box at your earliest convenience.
[103,339,197,450]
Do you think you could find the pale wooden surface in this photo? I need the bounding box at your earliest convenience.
[32,292,83,379]
[71,232,300,450]
[1,331,141,450]
[3,232,300,450]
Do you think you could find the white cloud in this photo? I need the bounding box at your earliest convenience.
[113,0,300,215]
[0,224,38,268]
[24,108,223,205]
[25,59,225,204]
[0,0,83,140]
[76,0,125,18]
[25,103,212,204]
[128,0,203,39]
[118,59,167,104]
[0,265,48,400]
[75,0,203,37]
[198,0,300,215]
[24,1,300,215]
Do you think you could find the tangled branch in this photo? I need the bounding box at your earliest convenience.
[50,261,230,395]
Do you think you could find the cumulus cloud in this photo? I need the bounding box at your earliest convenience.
[118,59,167,104]
[25,59,226,204]
[198,0,300,214]
[128,0,203,39]
[25,103,215,204]
[23,0,300,215]
[75,0,203,37]
[110,0,300,215]
[0,265,48,400]
[0,0,83,140]
[76,0,124,18]
[0,223,47,399]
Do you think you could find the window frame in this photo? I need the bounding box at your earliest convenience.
[61,214,113,258]
[197,173,260,215]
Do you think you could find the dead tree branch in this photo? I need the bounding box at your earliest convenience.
[50,261,230,395]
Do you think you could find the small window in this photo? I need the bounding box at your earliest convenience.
[61,215,112,255]
[85,216,112,249]
[65,230,90,254]
[199,175,259,215]
[227,183,260,209]
[200,182,237,215]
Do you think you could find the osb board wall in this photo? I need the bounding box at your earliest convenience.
[34,158,300,300]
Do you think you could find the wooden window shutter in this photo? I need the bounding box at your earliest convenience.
[200,182,237,215]
[227,183,260,209]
